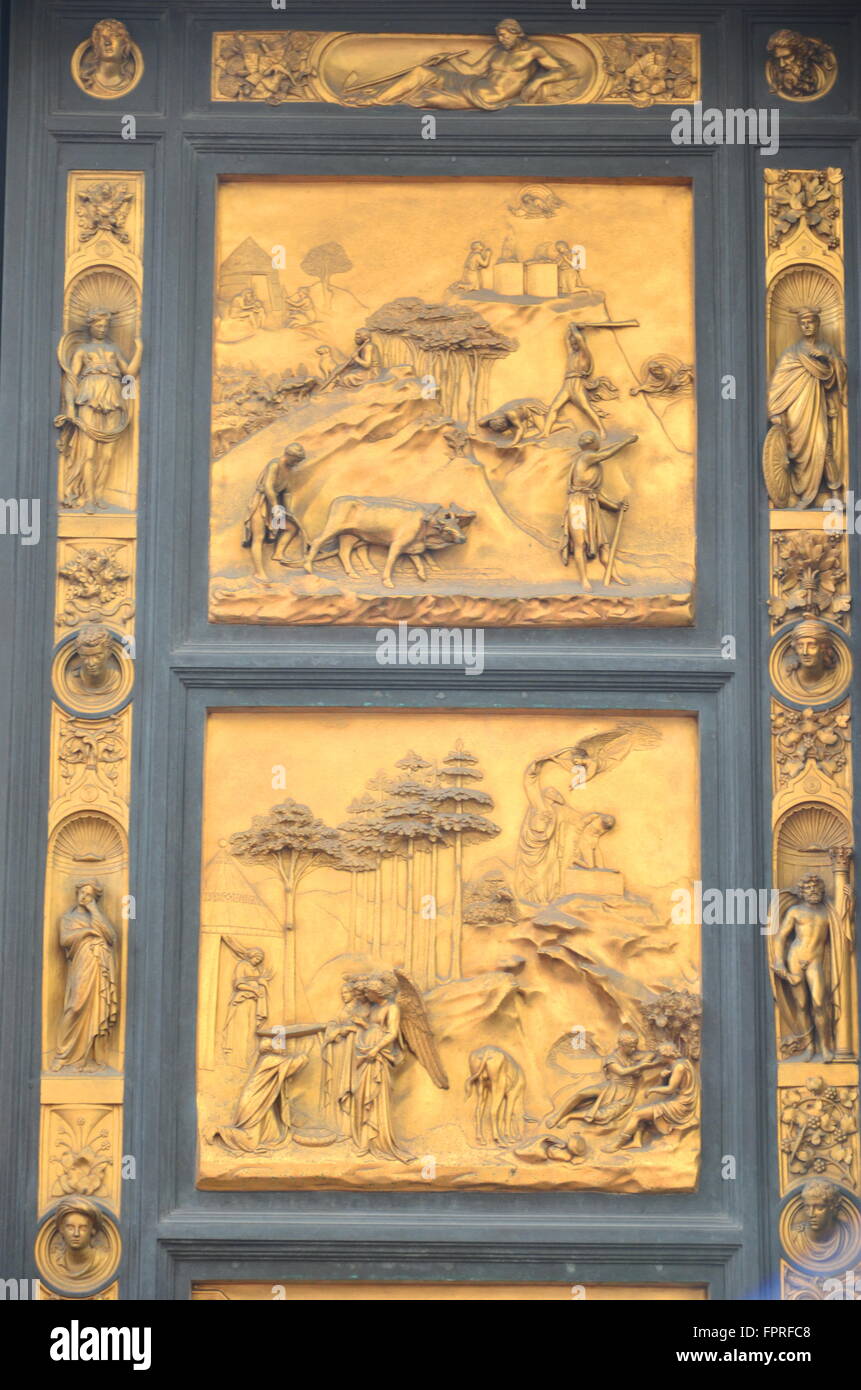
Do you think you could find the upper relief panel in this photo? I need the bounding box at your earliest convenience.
[210,25,700,109]
[209,177,696,627]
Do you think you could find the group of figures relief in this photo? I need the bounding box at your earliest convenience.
[209,988,700,1171]
[210,173,697,627]
[198,715,703,1188]
[240,359,645,598]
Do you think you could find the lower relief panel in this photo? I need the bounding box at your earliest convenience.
[191,1282,707,1301]
[196,707,701,1191]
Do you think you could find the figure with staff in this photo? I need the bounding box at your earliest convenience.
[561,430,638,590]
[318,329,380,393]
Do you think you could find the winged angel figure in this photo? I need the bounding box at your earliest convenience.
[515,721,661,903]
[342,969,448,1162]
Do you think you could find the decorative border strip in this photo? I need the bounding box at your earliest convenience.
[210,29,700,109]
[34,171,144,1300]
[762,169,860,1299]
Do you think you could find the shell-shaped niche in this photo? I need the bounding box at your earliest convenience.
[64,266,140,359]
[767,264,844,370]
[775,801,850,892]
[66,266,138,329]
[51,812,125,875]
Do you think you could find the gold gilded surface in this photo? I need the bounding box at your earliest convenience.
[211,28,700,108]
[192,1281,707,1301]
[36,169,144,1300]
[35,1199,122,1295]
[54,537,135,640]
[38,1101,122,1216]
[39,1281,119,1301]
[40,813,127,1078]
[765,31,838,104]
[57,172,143,516]
[764,170,859,1295]
[48,704,131,831]
[71,20,143,100]
[210,177,696,627]
[197,708,700,1191]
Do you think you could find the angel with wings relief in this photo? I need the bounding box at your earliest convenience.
[515,721,661,904]
[340,969,448,1162]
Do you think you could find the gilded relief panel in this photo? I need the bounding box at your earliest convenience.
[211,26,700,109]
[56,173,143,516]
[38,1101,122,1214]
[763,168,860,1297]
[34,166,144,1300]
[193,1281,707,1301]
[54,535,136,638]
[48,705,131,830]
[209,177,696,627]
[41,812,127,1077]
[197,709,701,1191]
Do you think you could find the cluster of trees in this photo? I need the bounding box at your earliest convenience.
[365,297,516,432]
[640,990,702,1057]
[229,741,501,1020]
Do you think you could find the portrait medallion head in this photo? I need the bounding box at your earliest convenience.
[766,30,837,102]
[37,1197,121,1295]
[72,18,143,99]
[771,619,849,708]
[781,1181,861,1273]
[53,623,134,717]
[801,1179,840,1240]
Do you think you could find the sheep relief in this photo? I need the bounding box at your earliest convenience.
[197,708,702,1191]
[209,177,696,627]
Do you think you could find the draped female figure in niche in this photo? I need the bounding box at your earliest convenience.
[765,307,847,508]
[55,308,142,509]
[52,879,118,1072]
